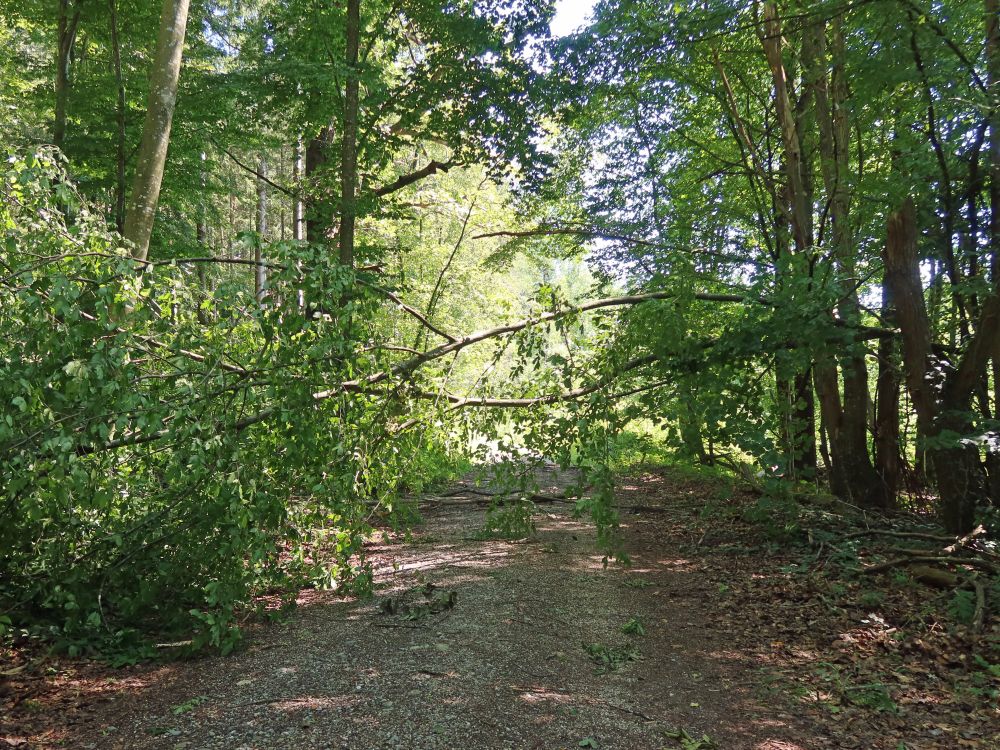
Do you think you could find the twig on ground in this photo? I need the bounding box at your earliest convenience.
[843,529,959,543]
[863,555,997,575]
[587,698,655,722]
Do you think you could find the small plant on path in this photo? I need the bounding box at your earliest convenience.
[583,642,641,673]
[621,617,645,635]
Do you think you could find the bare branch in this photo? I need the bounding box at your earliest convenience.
[373,160,461,198]
[375,287,459,343]
[213,141,300,200]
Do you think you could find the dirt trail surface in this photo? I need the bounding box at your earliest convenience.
[3,466,996,749]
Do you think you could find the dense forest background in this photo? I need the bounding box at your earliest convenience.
[1,0,999,659]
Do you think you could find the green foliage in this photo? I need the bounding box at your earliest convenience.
[0,149,467,653]
[4,0,997,664]
[583,641,641,673]
[814,662,898,714]
[606,427,671,470]
[663,727,718,750]
[478,499,536,540]
[967,655,1000,701]
[741,484,803,543]
[947,589,977,626]
[620,617,645,635]
[857,591,886,609]
[171,696,209,716]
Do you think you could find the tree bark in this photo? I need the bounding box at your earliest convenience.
[810,15,888,507]
[305,127,333,244]
[196,154,209,324]
[874,281,902,501]
[760,4,817,478]
[884,198,993,532]
[54,0,83,149]
[123,0,191,261]
[884,199,936,433]
[761,2,810,255]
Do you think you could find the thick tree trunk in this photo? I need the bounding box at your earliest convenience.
[338,0,361,268]
[54,0,83,149]
[123,0,190,261]
[884,198,994,532]
[777,368,816,479]
[109,0,126,233]
[811,15,888,507]
[884,199,936,433]
[761,2,810,254]
[677,384,708,465]
[793,369,817,477]
[761,5,817,480]
[814,363,847,493]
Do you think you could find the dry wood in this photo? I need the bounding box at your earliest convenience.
[863,555,997,575]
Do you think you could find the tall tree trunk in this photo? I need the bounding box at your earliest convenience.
[986,0,1000,502]
[677,383,709,465]
[810,15,888,507]
[761,2,810,255]
[54,0,83,149]
[293,139,305,242]
[255,156,268,303]
[338,0,361,268]
[123,0,191,261]
[196,154,209,325]
[793,369,817,476]
[305,127,333,244]
[108,0,126,233]
[762,4,817,479]
[874,281,902,501]
[884,198,994,532]
[907,12,969,341]
[884,199,936,433]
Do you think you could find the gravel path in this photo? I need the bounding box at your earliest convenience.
[16,466,816,750]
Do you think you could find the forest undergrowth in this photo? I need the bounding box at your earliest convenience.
[624,462,1000,747]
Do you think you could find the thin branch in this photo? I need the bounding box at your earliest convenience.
[376,287,459,343]
[147,256,290,272]
[863,555,997,575]
[213,141,299,200]
[79,290,896,454]
[413,354,659,408]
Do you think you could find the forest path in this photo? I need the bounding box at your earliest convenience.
[22,466,820,750]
